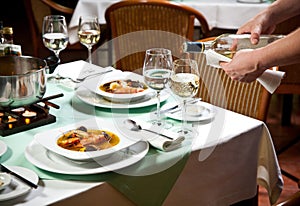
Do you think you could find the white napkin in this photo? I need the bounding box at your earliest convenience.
[125,119,185,152]
[50,60,114,82]
[204,49,285,94]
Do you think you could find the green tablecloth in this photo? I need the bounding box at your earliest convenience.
[0,82,191,206]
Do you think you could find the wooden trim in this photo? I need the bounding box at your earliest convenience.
[275,84,300,94]
[40,0,74,15]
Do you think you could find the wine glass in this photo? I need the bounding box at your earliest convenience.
[78,16,101,64]
[169,57,199,135]
[143,48,173,127]
[42,15,69,63]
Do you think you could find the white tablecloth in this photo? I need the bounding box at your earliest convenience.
[177,0,270,29]
[68,0,270,44]
[1,64,282,205]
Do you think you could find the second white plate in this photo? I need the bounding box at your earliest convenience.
[0,166,38,201]
[76,86,170,109]
[0,140,7,157]
[163,101,216,122]
[25,140,149,175]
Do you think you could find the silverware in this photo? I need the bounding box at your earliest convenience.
[47,69,113,83]
[159,98,201,114]
[124,119,173,140]
[76,69,113,81]
[47,74,81,83]
[0,164,38,189]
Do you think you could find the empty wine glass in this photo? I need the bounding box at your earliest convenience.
[78,16,101,64]
[143,48,173,127]
[42,15,69,63]
[169,57,199,135]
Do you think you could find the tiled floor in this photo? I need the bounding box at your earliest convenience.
[259,94,300,205]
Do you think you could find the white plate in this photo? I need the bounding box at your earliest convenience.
[0,141,7,157]
[0,173,11,190]
[163,101,216,122]
[76,86,170,109]
[34,118,141,161]
[96,72,152,103]
[25,140,149,175]
[0,166,38,201]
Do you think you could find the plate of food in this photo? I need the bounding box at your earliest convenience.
[34,118,141,161]
[25,140,149,175]
[95,72,152,103]
[75,86,170,109]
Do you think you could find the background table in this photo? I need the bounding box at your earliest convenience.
[1,68,282,205]
[68,0,270,44]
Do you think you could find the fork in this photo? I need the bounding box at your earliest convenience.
[76,69,113,81]
[47,69,113,83]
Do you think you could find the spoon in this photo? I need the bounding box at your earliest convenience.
[124,119,173,140]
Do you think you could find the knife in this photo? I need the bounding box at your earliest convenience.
[0,164,38,189]
[159,98,201,115]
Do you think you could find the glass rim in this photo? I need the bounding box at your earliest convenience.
[173,58,197,62]
[79,16,99,20]
[44,15,66,21]
[172,58,198,67]
[145,48,172,55]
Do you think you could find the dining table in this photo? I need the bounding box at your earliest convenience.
[0,61,283,205]
[68,0,271,44]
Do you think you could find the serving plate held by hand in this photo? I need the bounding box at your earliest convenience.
[34,118,141,161]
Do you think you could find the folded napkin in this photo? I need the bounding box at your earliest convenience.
[149,132,185,152]
[124,119,185,152]
[50,60,114,82]
[204,49,285,93]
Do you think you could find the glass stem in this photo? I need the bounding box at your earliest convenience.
[156,91,161,126]
[88,46,92,64]
[182,99,188,133]
[54,51,60,63]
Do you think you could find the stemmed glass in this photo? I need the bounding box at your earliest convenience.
[42,15,69,64]
[169,57,199,135]
[143,48,173,127]
[78,16,101,64]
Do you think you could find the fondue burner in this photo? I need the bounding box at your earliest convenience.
[0,93,63,136]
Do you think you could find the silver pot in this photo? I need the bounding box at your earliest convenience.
[0,56,47,109]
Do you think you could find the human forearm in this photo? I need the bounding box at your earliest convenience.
[266,0,300,25]
[221,28,300,82]
[256,28,300,68]
[237,0,300,44]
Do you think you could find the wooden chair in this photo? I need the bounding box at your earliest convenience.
[276,190,300,206]
[192,38,272,122]
[23,0,88,63]
[39,0,75,16]
[194,52,271,121]
[104,0,210,73]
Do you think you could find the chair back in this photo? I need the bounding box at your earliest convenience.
[24,0,86,62]
[193,52,271,121]
[105,0,210,73]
